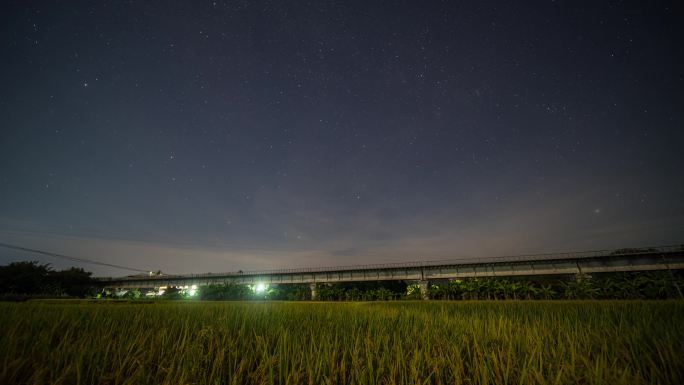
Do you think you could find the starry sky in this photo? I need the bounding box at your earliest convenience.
[1,1,683,276]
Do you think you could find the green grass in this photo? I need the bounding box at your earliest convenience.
[1,301,682,384]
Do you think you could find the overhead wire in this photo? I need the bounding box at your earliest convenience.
[0,242,150,273]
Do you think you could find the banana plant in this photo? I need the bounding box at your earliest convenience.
[538,284,556,300]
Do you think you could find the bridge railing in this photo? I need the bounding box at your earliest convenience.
[96,244,683,282]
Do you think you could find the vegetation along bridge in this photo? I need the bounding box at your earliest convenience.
[99,245,684,299]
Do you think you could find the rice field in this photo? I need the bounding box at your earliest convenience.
[1,300,682,385]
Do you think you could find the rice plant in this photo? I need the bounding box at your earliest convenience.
[0,301,682,384]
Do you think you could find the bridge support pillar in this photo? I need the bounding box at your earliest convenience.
[575,262,592,281]
[419,280,429,300]
[310,283,317,300]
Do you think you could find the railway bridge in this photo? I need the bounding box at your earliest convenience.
[98,245,684,299]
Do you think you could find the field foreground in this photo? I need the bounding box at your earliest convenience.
[1,301,682,385]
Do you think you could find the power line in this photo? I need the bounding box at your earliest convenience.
[0,242,150,273]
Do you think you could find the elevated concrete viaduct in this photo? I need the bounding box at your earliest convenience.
[98,245,684,298]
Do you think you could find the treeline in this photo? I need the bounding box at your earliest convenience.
[4,260,681,301]
[200,284,310,301]
[123,271,683,301]
[313,281,411,300]
[0,261,95,298]
[427,272,683,300]
[200,281,409,301]
[205,272,681,301]
[313,272,683,301]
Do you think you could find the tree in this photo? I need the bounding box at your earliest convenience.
[508,281,522,300]
[345,287,362,301]
[428,283,447,300]
[52,267,95,297]
[519,281,538,300]
[480,278,497,300]
[495,279,511,300]
[374,287,394,301]
[463,278,482,300]
[162,286,183,300]
[287,284,311,300]
[562,278,598,299]
[122,288,142,299]
[538,284,556,300]
[405,283,422,300]
[0,261,96,297]
[0,261,53,294]
[198,283,255,300]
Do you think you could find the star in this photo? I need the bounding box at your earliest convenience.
[2,0,682,277]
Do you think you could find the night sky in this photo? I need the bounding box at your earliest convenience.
[1,1,683,276]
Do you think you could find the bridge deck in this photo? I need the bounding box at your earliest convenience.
[98,246,684,289]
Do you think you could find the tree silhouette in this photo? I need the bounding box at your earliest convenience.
[0,261,95,297]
